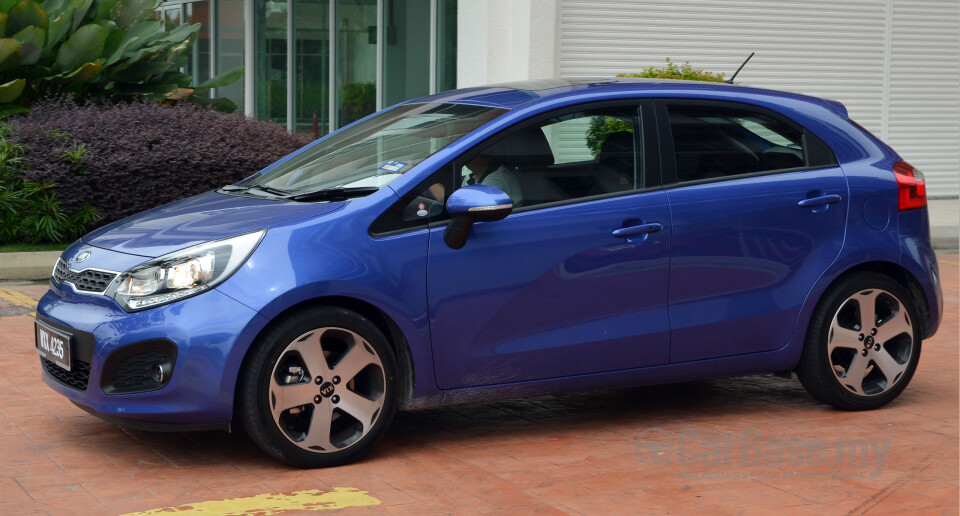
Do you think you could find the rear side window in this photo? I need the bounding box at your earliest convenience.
[665,103,833,183]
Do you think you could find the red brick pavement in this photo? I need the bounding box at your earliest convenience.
[0,256,956,515]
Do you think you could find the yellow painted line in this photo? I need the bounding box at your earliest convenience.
[0,287,37,317]
[0,287,37,309]
[122,487,381,516]
[938,259,959,266]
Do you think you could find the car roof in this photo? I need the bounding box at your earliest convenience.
[410,78,845,116]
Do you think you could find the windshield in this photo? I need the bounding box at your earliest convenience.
[243,103,506,194]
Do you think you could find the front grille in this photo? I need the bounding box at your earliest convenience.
[52,260,117,293]
[41,358,90,391]
[110,351,169,394]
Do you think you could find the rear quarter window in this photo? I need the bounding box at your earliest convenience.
[664,102,837,184]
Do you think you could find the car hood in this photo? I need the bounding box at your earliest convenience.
[83,191,344,258]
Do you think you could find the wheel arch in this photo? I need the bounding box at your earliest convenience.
[794,259,925,409]
[234,295,418,414]
[818,260,931,338]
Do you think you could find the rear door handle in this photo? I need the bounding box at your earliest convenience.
[798,194,841,208]
[612,223,663,238]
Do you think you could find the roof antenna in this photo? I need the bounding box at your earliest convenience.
[725,52,755,84]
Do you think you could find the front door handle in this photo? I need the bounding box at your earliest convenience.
[612,223,663,238]
[798,194,841,208]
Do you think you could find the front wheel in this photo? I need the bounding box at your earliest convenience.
[797,272,922,410]
[239,307,398,468]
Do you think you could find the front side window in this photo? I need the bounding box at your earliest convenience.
[370,104,644,235]
[667,103,805,183]
[453,106,642,209]
[244,103,505,195]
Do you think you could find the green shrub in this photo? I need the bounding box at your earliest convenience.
[582,59,725,157]
[339,81,375,126]
[0,124,99,244]
[617,58,725,82]
[9,97,312,226]
[585,116,633,159]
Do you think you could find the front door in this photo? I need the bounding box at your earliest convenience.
[427,101,673,389]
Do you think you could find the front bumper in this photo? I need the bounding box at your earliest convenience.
[36,279,267,429]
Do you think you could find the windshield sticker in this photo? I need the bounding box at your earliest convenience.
[379,160,409,173]
[417,202,429,217]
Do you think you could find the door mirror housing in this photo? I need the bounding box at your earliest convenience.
[443,185,513,249]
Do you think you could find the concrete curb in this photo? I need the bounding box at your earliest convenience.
[931,225,959,253]
[0,251,60,281]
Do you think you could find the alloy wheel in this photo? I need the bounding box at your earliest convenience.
[268,327,386,452]
[827,288,915,396]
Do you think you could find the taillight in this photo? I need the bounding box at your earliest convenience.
[893,161,926,211]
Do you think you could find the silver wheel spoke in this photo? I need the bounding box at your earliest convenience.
[302,401,336,451]
[338,390,382,433]
[843,353,870,394]
[828,317,863,353]
[269,379,317,420]
[288,333,330,378]
[877,309,911,344]
[856,290,879,329]
[334,342,377,382]
[873,348,908,382]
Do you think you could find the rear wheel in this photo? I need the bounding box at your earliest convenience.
[797,272,921,410]
[239,306,398,467]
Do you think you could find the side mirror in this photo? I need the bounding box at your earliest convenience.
[443,185,513,249]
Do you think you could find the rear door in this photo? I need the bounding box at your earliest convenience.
[657,100,847,363]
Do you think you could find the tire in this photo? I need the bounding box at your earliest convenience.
[797,272,922,410]
[239,306,398,468]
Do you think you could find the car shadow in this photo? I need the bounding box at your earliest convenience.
[95,373,824,471]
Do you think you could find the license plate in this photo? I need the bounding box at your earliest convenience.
[35,320,72,371]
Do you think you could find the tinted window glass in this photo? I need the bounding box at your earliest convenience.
[667,104,805,183]
[454,106,642,209]
[370,167,455,234]
[371,105,644,235]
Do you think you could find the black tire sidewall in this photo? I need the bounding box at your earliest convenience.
[797,272,922,410]
[239,306,398,468]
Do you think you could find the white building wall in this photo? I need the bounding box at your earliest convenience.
[885,0,959,199]
[457,0,559,87]
[457,0,960,199]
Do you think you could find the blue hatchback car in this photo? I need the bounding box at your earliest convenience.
[35,79,942,467]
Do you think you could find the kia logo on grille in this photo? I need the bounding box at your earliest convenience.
[75,251,91,263]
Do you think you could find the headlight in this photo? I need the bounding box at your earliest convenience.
[106,229,266,311]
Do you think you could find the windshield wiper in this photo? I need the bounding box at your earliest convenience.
[219,184,378,202]
[288,187,380,202]
[217,184,291,197]
[250,184,291,196]
[217,184,247,192]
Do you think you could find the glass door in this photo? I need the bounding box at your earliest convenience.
[247,0,456,132]
[255,0,288,124]
[215,0,245,108]
[156,1,214,93]
[294,0,331,134]
[163,4,182,30]
[381,0,430,107]
[335,0,377,127]
[184,1,212,87]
